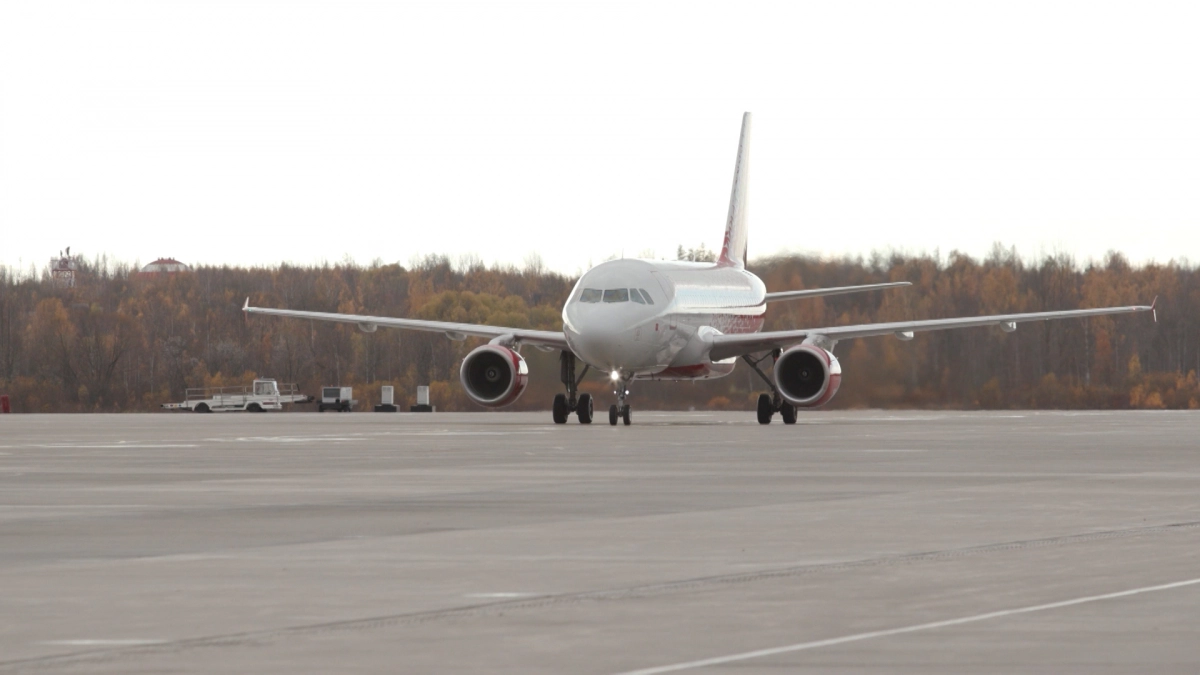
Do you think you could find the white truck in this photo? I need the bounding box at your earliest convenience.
[161,379,312,413]
[318,386,357,413]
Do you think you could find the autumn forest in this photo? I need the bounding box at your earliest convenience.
[0,246,1194,414]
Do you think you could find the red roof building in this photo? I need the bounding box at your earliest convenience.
[141,258,191,274]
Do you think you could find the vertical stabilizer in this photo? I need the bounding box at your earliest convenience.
[718,112,751,268]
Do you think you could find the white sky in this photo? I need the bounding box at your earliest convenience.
[2,1,1198,277]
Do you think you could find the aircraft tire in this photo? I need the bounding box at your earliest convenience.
[622,405,631,426]
[576,394,593,424]
[553,394,569,424]
[608,404,619,426]
[756,394,773,425]
[780,403,797,425]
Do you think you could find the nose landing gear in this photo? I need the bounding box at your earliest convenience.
[609,375,631,426]
[744,351,797,425]
[608,403,631,426]
[553,351,593,424]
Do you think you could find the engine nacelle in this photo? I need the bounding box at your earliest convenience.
[773,344,842,408]
[459,345,529,407]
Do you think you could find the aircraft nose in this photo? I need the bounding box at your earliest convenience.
[571,317,629,370]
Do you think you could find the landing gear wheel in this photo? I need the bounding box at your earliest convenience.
[609,404,619,426]
[576,393,593,424]
[622,405,631,426]
[780,403,797,425]
[552,393,569,424]
[757,393,774,425]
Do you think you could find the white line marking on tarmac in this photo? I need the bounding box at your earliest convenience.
[16,444,197,449]
[464,592,538,599]
[40,639,166,646]
[0,505,151,509]
[232,436,360,443]
[615,576,1200,675]
[405,432,538,436]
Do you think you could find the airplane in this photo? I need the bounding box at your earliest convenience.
[244,113,1155,426]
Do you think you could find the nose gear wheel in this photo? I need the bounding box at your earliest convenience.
[608,372,633,426]
[608,404,631,426]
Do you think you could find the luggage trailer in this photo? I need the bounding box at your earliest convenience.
[161,379,313,413]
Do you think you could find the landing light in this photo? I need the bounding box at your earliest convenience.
[610,370,620,381]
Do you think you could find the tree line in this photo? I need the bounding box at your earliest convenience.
[0,246,1192,413]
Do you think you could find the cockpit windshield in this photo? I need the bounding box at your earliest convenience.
[578,287,656,305]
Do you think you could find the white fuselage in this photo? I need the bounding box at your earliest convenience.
[562,259,767,380]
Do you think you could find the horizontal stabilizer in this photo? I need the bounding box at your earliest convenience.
[765,281,912,303]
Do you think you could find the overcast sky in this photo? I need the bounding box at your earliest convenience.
[2,1,1198,277]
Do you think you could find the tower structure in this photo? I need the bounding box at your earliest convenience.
[50,247,77,288]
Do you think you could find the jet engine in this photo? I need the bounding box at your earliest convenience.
[459,345,529,407]
[773,344,842,408]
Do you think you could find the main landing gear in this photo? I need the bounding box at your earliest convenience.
[743,351,797,425]
[553,351,593,424]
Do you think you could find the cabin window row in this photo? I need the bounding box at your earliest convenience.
[579,288,655,305]
[673,287,757,308]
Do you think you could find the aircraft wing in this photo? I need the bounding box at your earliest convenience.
[708,301,1155,361]
[765,281,911,303]
[243,299,570,350]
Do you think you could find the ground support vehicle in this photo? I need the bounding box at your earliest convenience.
[161,379,311,413]
[374,386,399,412]
[318,386,357,413]
[410,385,434,412]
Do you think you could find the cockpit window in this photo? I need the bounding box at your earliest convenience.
[603,288,630,303]
[580,287,653,305]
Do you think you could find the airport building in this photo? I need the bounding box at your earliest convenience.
[140,257,191,274]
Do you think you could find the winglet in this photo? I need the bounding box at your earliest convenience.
[243,297,250,312]
[1151,295,1158,323]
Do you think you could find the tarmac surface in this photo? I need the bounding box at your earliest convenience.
[0,410,1198,673]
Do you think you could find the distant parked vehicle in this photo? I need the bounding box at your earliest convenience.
[318,386,356,413]
[162,379,312,413]
[374,385,399,412]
